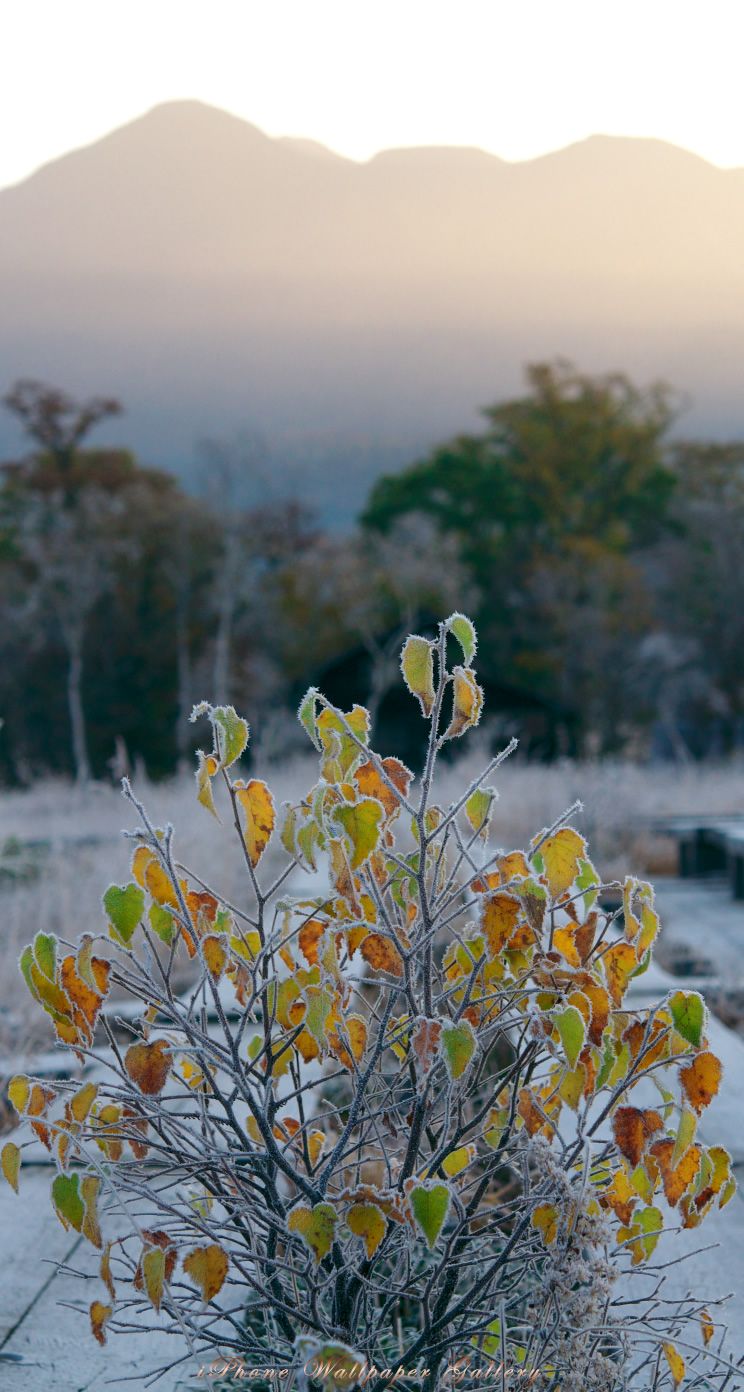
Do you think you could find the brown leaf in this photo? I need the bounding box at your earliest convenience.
[360,933,403,977]
[612,1107,664,1168]
[411,1017,443,1083]
[125,1039,171,1096]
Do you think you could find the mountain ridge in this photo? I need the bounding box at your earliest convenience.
[1,100,744,525]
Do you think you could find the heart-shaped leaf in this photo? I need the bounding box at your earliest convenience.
[103,883,144,945]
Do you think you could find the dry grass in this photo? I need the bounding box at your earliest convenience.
[1,752,743,1071]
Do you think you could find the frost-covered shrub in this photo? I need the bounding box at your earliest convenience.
[2,615,740,1390]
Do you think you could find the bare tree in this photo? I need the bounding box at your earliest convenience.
[3,379,122,473]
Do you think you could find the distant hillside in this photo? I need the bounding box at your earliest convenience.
[1,100,744,524]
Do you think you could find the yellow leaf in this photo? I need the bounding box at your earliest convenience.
[143,1245,166,1311]
[183,1244,229,1302]
[90,1299,112,1347]
[202,935,228,980]
[8,1076,30,1114]
[445,666,483,738]
[400,635,435,717]
[663,1343,685,1388]
[532,1204,558,1245]
[442,1146,474,1178]
[195,751,220,820]
[347,1202,386,1258]
[1,1142,20,1193]
[559,1064,585,1110]
[540,827,587,898]
[553,925,581,967]
[101,1242,116,1300]
[81,1175,103,1248]
[330,1015,368,1071]
[288,1203,338,1265]
[70,1083,98,1124]
[144,858,178,908]
[308,1131,325,1167]
[701,1309,715,1347]
[235,780,275,867]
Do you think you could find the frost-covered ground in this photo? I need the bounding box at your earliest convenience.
[1,754,744,1065]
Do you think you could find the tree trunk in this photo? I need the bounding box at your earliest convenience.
[66,627,91,784]
[213,527,240,705]
[175,574,193,774]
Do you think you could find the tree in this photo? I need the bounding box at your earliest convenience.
[362,361,680,746]
[3,379,121,476]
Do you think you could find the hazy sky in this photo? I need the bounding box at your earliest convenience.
[3,0,744,190]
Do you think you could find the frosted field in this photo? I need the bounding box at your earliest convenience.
[1,752,744,1068]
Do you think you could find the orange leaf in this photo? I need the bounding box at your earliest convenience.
[481,893,521,958]
[60,956,103,1041]
[299,919,325,967]
[183,1244,229,1303]
[602,941,638,1006]
[650,1139,702,1207]
[612,1107,663,1168]
[679,1052,722,1114]
[353,758,412,821]
[101,1242,116,1300]
[496,851,530,883]
[125,1039,171,1095]
[235,780,275,867]
[553,925,580,967]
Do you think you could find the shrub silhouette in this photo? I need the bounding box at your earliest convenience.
[3,614,739,1391]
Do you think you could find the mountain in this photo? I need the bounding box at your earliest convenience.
[1,100,744,524]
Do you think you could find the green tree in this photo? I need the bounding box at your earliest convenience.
[363,361,680,746]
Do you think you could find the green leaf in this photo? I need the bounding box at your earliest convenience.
[33,932,56,982]
[595,1037,616,1090]
[441,1019,476,1081]
[103,883,145,945]
[447,613,477,665]
[639,1205,663,1259]
[555,1005,585,1070]
[305,986,335,1046]
[669,991,706,1050]
[212,706,248,769]
[298,688,321,750]
[576,857,600,911]
[465,787,495,838]
[334,798,384,870]
[410,1182,450,1249]
[400,635,435,718]
[19,945,39,1000]
[52,1173,84,1233]
[149,903,174,945]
